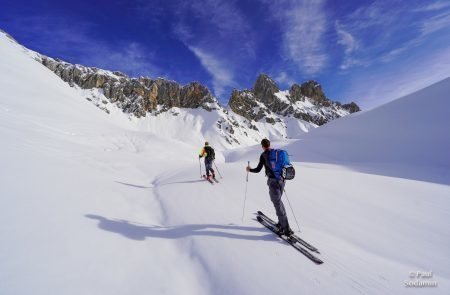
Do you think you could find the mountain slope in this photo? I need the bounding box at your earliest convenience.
[1,30,360,149]
[1,26,222,295]
[1,28,449,295]
[286,78,450,184]
[35,51,320,149]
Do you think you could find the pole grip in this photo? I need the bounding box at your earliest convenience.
[246,161,250,182]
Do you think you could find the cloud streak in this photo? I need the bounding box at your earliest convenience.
[265,0,328,75]
[169,0,253,97]
[335,21,361,69]
[420,10,450,35]
[413,1,450,12]
[187,45,234,98]
[83,42,157,78]
[336,0,450,69]
[343,46,450,109]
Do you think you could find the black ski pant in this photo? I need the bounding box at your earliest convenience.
[267,178,289,230]
[204,159,215,177]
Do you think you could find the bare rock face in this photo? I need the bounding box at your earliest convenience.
[299,80,327,105]
[289,84,305,102]
[342,102,361,113]
[148,83,158,110]
[229,89,266,121]
[38,54,360,130]
[253,73,279,104]
[180,82,215,109]
[289,80,332,106]
[229,74,361,125]
[40,56,216,117]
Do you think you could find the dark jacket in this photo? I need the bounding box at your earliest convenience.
[249,149,275,178]
[199,146,215,161]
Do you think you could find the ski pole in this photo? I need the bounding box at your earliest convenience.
[242,161,250,222]
[213,161,223,179]
[283,188,301,232]
[199,158,203,179]
[246,161,249,182]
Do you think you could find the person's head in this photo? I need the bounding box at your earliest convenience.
[261,138,270,150]
[205,141,209,146]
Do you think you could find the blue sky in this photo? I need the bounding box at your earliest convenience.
[1,0,449,109]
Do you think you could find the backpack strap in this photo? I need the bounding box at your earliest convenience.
[263,149,276,178]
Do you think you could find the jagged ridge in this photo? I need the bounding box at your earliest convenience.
[229,73,360,126]
[36,57,359,127]
[3,27,360,147]
[39,56,217,117]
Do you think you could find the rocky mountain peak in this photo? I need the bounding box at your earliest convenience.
[299,80,327,105]
[229,74,361,126]
[253,73,280,104]
[38,56,217,117]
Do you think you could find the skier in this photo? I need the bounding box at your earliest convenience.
[199,141,216,180]
[246,138,293,236]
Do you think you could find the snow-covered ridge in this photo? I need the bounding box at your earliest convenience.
[229,74,360,126]
[0,30,357,149]
[287,77,450,178]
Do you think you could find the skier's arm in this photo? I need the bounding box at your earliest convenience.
[199,148,205,158]
[249,155,264,173]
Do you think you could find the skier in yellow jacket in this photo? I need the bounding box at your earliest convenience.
[199,142,216,180]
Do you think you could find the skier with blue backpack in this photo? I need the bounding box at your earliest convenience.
[246,138,295,236]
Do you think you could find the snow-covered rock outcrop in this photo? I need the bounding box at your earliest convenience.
[229,74,360,126]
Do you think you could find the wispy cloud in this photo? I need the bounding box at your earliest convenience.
[336,24,358,55]
[335,21,361,70]
[381,9,450,62]
[344,0,399,29]
[187,45,234,98]
[275,71,295,87]
[83,42,157,78]
[336,0,450,69]
[265,0,328,75]
[168,0,253,97]
[335,0,403,68]
[420,10,450,35]
[183,0,254,56]
[343,46,450,109]
[413,1,450,12]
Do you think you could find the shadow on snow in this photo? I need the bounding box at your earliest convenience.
[85,214,278,242]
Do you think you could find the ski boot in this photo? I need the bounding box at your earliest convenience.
[279,227,294,237]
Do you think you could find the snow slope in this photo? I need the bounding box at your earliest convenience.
[224,78,450,293]
[285,78,450,185]
[1,29,449,295]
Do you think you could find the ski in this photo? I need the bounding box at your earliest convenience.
[202,175,214,184]
[212,177,219,183]
[257,211,320,253]
[256,216,323,264]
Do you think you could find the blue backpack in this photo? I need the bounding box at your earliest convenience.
[268,149,295,181]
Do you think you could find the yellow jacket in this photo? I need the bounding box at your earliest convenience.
[199,147,208,158]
